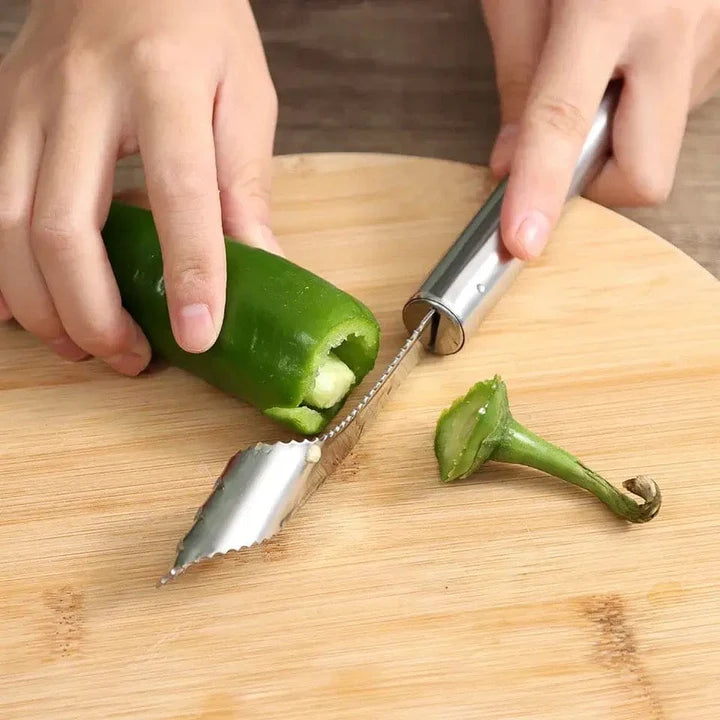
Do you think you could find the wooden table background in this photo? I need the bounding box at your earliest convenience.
[2,152,719,720]
[0,0,718,277]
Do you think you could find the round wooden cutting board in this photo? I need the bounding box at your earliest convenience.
[1,153,718,720]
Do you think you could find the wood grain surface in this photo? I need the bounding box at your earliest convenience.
[0,0,717,277]
[1,153,719,719]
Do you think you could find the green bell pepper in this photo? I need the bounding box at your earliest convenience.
[101,201,380,435]
[434,375,661,523]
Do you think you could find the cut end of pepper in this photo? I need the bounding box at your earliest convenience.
[304,352,356,410]
[264,324,379,434]
[264,405,329,435]
[434,375,510,482]
[265,349,358,434]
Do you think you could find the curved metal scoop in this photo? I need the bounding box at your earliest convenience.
[160,312,434,584]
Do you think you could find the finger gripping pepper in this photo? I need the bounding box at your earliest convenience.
[101,201,380,435]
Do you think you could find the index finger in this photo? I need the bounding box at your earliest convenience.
[500,3,628,260]
[137,82,226,354]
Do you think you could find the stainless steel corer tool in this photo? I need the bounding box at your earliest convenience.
[159,84,621,585]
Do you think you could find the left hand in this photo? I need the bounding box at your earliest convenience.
[480,0,720,260]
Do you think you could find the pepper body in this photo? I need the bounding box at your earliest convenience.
[102,201,380,434]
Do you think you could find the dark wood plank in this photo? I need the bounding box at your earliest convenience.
[0,0,717,276]
[256,0,499,161]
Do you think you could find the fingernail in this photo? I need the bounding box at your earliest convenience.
[490,124,518,176]
[515,210,550,260]
[50,336,88,362]
[175,303,216,353]
[105,352,148,377]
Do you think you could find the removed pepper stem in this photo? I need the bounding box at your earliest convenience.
[434,376,661,523]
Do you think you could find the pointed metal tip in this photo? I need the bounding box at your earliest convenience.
[157,565,184,588]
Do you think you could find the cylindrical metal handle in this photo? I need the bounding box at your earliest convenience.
[402,80,621,354]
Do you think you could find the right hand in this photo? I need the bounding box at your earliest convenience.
[481,0,720,261]
[0,0,279,374]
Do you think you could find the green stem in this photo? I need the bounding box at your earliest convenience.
[493,419,661,523]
